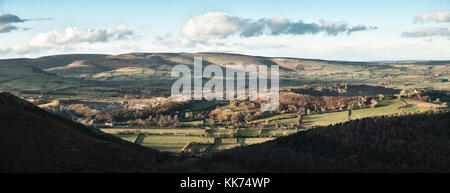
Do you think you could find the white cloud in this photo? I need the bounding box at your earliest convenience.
[29,24,134,46]
[181,12,264,38]
[182,12,377,39]
[403,11,450,40]
[0,25,135,57]
[265,16,290,35]
[414,11,450,23]
[402,27,450,38]
[347,25,378,35]
[318,20,348,36]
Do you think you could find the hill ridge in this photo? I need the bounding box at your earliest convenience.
[0,92,174,173]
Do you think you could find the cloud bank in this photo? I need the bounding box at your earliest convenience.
[182,12,377,38]
[0,25,135,56]
[0,13,26,24]
[29,24,134,46]
[403,11,450,39]
[413,11,450,23]
[402,27,450,38]
[0,13,51,33]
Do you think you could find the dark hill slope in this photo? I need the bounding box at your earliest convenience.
[207,111,450,172]
[0,92,173,172]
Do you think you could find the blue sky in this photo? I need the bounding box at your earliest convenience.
[0,0,449,60]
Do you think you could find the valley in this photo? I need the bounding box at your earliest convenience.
[0,52,449,172]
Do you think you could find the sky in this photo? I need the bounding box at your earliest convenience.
[0,0,449,61]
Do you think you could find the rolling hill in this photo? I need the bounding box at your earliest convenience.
[206,111,450,172]
[0,52,449,98]
[0,92,174,172]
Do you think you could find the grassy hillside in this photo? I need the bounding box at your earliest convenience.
[0,92,174,172]
[206,111,450,172]
[0,53,448,98]
[0,54,108,69]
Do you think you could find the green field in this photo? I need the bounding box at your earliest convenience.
[140,135,214,153]
[108,98,439,154]
[237,128,297,137]
[221,138,238,144]
[208,137,276,153]
[240,138,275,145]
[110,130,279,153]
[142,135,214,144]
[260,129,298,136]
[102,128,205,136]
[248,99,437,128]
[107,128,293,153]
[91,67,156,81]
[248,113,296,124]
[97,96,444,156]
[303,99,440,127]
[207,129,236,137]
[180,120,204,126]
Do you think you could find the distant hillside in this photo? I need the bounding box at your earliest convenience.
[0,52,372,73]
[106,52,367,70]
[0,92,173,172]
[206,111,450,172]
[0,52,448,97]
[2,52,448,71]
[0,54,108,69]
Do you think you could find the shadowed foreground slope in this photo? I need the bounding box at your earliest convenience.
[0,92,173,173]
[207,111,450,172]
